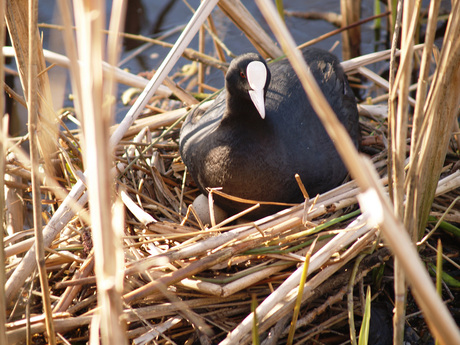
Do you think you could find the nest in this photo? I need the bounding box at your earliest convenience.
[4,81,460,344]
[3,1,460,344]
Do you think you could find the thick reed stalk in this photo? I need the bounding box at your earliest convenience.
[72,0,127,344]
[340,0,361,60]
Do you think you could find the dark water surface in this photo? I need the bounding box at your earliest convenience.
[34,0,386,122]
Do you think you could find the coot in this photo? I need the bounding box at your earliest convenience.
[179,48,360,218]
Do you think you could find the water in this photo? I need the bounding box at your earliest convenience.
[13,0,387,127]
[121,0,384,87]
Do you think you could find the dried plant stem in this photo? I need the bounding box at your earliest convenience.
[73,0,127,344]
[218,0,282,59]
[386,0,402,203]
[123,233,273,303]
[386,4,401,345]
[198,10,205,93]
[53,255,95,313]
[298,11,390,51]
[390,0,420,342]
[404,0,441,241]
[27,0,56,343]
[221,217,375,345]
[411,0,460,237]
[2,46,171,96]
[249,1,460,345]
[5,0,57,176]
[340,0,361,60]
[4,0,218,303]
[37,22,228,70]
[56,0,83,122]
[0,0,8,342]
[207,15,226,62]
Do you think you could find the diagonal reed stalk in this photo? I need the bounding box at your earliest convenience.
[218,1,460,344]
[218,0,282,59]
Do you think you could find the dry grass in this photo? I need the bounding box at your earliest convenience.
[1,1,460,345]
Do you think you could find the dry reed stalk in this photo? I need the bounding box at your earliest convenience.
[0,0,8,342]
[285,10,342,26]
[53,254,95,312]
[386,0,402,201]
[4,170,24,235]
[4,0,218,303]
[340,44,420,73]
[5,0,57,177]
[38,22,229,71]
[6,315,94,344]
[297,11,390,51]
[125,190,355,275]
[132,316,183,344]
[404,0,442,240]
[220,216,375,344]
[72,0,127,343]
[218,0,282,59]
[357,66,416,106]
[249,1,460,345]
[416,30,460,227]
[259,229,380,345]
[389,0,421,342]
[27,0,56,343]
[2,46,173,97]
[282,249,391,339]
[198,8,205,94]
[340,0,361,60]
[3,1,459,343]
[207,14,227,62]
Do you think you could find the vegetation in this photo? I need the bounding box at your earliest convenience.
[1,0,459,344]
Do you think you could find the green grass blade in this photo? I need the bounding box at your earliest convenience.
[358,286,371,345]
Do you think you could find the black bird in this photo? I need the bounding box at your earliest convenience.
[179,48,360,219]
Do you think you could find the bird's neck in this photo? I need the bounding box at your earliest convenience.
[223,92,263,124]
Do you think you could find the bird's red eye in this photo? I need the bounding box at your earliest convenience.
[240,71,246,79]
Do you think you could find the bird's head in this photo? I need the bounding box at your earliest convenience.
[225,53,271,119]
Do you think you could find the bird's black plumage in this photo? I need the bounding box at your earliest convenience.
[179,48,360,218]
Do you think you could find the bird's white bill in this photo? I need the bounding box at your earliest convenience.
[248,89,265,119]
[247,61,267,119]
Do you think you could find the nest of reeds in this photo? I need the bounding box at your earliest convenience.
[5,64,460,344]
[2,1,460,345]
